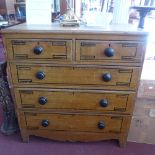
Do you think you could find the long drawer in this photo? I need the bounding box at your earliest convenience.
[10,64,141,90]
[76,40,145,63]
[25,112,131,133]
[6,39,72,61]
[15,88,135,113]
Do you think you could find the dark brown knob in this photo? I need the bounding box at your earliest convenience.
[102,73,111,82]
[98,121,105,129]
[39,97,48,105]
[100,99,108,107]
[34,46,43,55]
[36,71,45,80]
[104,47,115,57]
[41,120,49,127]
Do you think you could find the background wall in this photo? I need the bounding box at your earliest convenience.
[0,0,15,15]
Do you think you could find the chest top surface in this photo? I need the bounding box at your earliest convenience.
[1,23,149,36]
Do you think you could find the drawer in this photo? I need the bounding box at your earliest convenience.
[25,112,130,133]
[15,88,135,113]
[7,39,72,61]
[76,40,145,63]
[11,64,141,90]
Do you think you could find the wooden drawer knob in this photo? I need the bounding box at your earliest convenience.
[34,46,43,55]
[100,99,109,107]
[41,120,49,127]
[104,47,115,57]
[102,73,111,82]
[98,121,105,129]
[36,71,45,80]
[39,97,48,105]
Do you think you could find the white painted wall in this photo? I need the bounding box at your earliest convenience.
[112,0,130,24]
[26,0,52,24]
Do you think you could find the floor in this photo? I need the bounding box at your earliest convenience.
[0,133,155,155]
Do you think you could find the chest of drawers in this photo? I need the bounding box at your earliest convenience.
[2,24,148,147]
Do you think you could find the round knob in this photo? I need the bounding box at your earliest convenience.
[98,121,105,129]
[102,73,111,82]
[36,71,45,80]
[39,97,48,105]
[104,47,115,57]
[41,120,49,127]
[34,46,43,55]
[100,99,109,107]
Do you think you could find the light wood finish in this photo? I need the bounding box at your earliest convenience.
[25,113,128,133]
[7,39,72,60]
[14,88,136,113]
[76,40,145,63]
[1,23,148,35]
[2,23,148,147]
[10,64,141,90]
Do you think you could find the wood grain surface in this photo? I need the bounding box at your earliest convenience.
[1,25,148,147]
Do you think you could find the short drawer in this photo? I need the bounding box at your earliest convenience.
[11,64,141,90]
[7,39,72,61]
[15,88,135,113]
[25,112,131,133]
[76,40,145,63]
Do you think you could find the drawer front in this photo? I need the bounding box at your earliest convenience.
[76,40,145,63]
[15,89,135,113]
[11,64,141,90]
[25,113,130,133]
[7,39,72,61]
